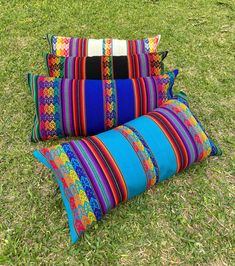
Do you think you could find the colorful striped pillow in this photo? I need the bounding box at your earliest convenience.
[47,34,161,57]
[44,51,168,80]
[28,70,178,142]
[34,96,221,243]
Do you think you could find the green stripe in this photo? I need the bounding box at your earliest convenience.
[30,74,40,142]
[27,73,32,95]
[61,56,66,78]
[55,78,64,136]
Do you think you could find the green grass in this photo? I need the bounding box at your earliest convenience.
[0,0,234,264]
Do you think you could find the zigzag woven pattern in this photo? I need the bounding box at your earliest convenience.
[45,51,167,79]
[103,79,117,130]
[48,34,161,57]
[102,56,113,80]
[29,70,178,142]
[35,98,221,243]
[41,144,97,236]
[103,39,112,56]
[115,124,159,188]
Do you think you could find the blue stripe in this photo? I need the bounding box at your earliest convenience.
[33,150,52,170]
[127,115,178,181]
[116,79,135,125]
[97,129,147,199]
[61,143,103,221]
[34,149,79,244]
[85,80,105,135]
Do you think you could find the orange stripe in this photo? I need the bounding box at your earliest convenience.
[127,41,130,55]
[132,40,137,54]
[78,39,81,57]
[128,55,133,78]
[93,137,128,202]
[82,138,120,205]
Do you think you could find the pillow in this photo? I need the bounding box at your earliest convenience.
[44,51,168,80]
[47,34,161,57]
[34,95,221,243]
[28,70,178,142]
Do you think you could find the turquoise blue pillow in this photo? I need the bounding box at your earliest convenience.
[34,96,221,243]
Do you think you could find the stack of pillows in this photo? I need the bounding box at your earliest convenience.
[29,34,221,244]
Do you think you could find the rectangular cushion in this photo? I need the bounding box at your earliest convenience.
[34,95,221,243]
[28,70,178,142]
[47,34,161,57]
[45,51,168,80]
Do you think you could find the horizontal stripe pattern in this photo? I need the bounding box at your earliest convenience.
[36,98,220,243]
[29,71,177,142]
[45,51,167,79]
[48,34,161,57]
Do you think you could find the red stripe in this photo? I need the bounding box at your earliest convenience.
[128,55,133,78]
[147,113,183,172]
[83,138,120,205]
[139,78,147,114]
[92,136,128,202]
[79,80,86,136]
[134,55,140,78]
[156,112,189,169]
[74,57,78,79]
[133,40,137,54]
[78,39,82,57]
[132,79,141,117]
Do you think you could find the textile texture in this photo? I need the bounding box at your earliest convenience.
[47,34,161,57]
[28,70,178,142]
[45,51,168,80]
[34,97,221,243]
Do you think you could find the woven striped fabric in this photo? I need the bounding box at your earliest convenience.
[47,34,161,57]
[28,70,178,142]
[34,96,221,243]
[45,51,168,80]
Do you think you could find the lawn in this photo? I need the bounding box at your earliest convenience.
[0,0,234,265]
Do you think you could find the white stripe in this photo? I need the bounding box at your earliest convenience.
[88,39,103,56]
[112,39,128,56]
